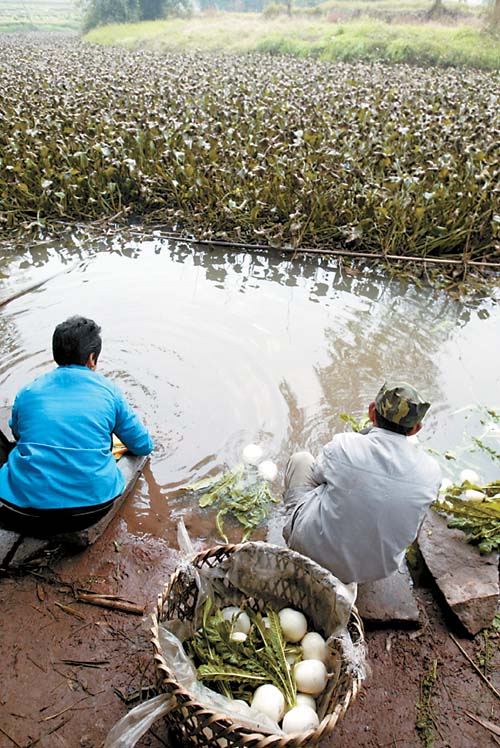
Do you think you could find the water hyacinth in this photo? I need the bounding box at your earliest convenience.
[184,453,279,541]
[0,37,498,274]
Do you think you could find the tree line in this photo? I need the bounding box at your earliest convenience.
[83,0,500,33]
[82,0,192,30]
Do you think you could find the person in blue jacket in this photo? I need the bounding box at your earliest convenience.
[0,315,153,536]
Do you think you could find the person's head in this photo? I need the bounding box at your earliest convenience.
[52,316,102,369]
[368,380,431,436]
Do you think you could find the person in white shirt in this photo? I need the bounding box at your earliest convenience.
[282,381,441,584]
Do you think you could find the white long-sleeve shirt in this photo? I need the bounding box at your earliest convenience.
[285,427,441,584]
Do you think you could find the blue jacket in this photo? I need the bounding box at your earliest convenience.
[0,365,153,510]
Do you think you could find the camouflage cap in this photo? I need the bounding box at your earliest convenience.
[375,381,431,429]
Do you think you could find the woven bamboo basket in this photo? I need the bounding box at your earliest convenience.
[151,542,365,748]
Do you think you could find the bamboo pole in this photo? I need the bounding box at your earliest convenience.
[76,592,144,616]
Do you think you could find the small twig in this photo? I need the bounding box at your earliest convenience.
[60,659,109,669]
[0,726,22,748]
[449,634,500,700]
[41,696,89,721]
[54,602,86,621]
[465,711,500,737]
[61,621,92,642]
[25,654,47,673]
[30,603,58,620]
[46,715,73,735]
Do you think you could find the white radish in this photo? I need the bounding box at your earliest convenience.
[464,489,486,501]
[258,460,278,481]
[460,469,480,484]
[295,693,316,710]
[294,659,328,696]
[282,705,319,734]
[242,444,263,465]
[230,631,247,642]
[439,478,453,493]
[301,632,328,663]
[279,608,308,642]
[221,606,251,635]
[251,684,285,723]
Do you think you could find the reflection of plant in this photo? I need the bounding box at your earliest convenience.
[471,436,500,462]
[432,481,500,555]
[185,464,279,542]
[424,404,500,472]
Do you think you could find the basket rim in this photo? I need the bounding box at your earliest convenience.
[151,542,364,746]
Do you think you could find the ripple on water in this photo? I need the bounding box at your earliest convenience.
[0,236,499,544]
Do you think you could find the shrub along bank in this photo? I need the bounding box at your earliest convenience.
[84,15,500,71]
[0,37,499,269]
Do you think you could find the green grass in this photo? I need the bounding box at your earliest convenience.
[84,13,500,70]
[0,0,81,32]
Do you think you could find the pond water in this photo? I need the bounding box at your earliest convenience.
[0,234,499,548]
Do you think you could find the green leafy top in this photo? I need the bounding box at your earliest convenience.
[184,598,297,707]
[432,481,500,555]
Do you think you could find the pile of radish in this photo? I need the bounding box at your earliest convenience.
[237,606,330,735]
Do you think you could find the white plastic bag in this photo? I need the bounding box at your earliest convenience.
[103,694,175,748]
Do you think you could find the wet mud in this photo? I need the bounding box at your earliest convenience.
[1,498,498,748]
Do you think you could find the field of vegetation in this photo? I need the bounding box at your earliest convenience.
[1,36,499,270]
[0,0,80,32]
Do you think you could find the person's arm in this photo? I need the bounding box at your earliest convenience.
[113,388,153,456]
[9,395,20,441]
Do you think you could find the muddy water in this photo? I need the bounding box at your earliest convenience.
[0,235,499,549]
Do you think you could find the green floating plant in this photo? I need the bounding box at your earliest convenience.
[339,413,371,432]
[432,481,500,555]
[184,465,279,542]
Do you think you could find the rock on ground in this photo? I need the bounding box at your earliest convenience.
[356,560,420,624]
[418,510,499,635]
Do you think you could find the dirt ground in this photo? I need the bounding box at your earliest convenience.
[1,506,499,748]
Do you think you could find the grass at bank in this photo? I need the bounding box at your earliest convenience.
[84,14,500,70]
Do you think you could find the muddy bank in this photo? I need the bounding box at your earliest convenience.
[1,510,498,748]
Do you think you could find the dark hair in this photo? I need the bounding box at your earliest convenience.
[52,316,102,366]
[375,410,413,436]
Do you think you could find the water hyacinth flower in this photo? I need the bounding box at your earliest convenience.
[258,460,278,482]
[242,443,263,465]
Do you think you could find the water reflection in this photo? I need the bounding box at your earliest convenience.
[0,235,498,546]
